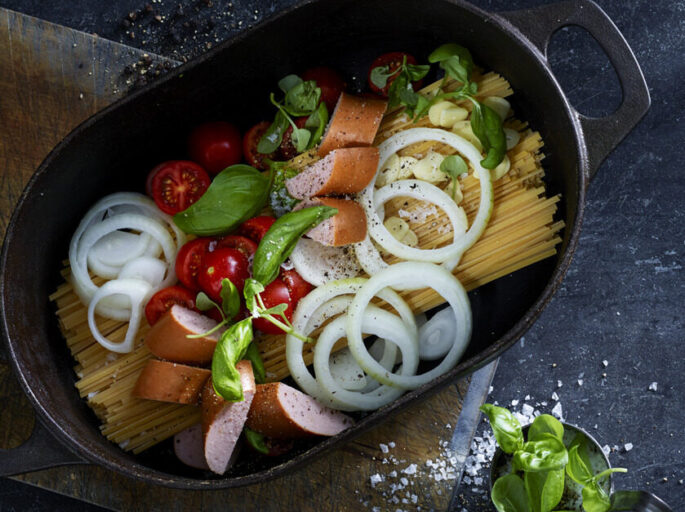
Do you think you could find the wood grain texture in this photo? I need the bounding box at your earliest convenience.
[0,8,476,510]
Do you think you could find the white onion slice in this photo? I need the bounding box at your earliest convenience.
[290,238,361,286]
[329,348,367,391]
[353,236,388,276]
[361,338,400,393]
[346,262,471,389]
[87,231,153,279]
[97,257,168,310]
[313,306,419,411]
[419,308,458,361]
[87,278,153,353]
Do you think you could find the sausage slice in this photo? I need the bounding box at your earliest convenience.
[317,93,387,156]
[246,382,354,439]
[145,305,222,366]
[296,197,367,246]
[202,360,256,475]
[132,359,210,405]
[174,423,210,470]
[285,146,379,199]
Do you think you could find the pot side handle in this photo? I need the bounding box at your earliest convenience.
[497,0,650,182]
[0,418,88,476]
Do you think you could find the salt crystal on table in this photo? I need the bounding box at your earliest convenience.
[400,477,409,486]
[602,360,609,367]
[511,399,519,406]
[649,382,658,391]
[551,402,564,420]
[521,403,535,417]
[602,445,611,456]
[578,379,584,386]
[403,464,417,475]
[389,441,396,448]
[551,391,559,401]
[557,380,563,388]
[624,443,634,452]
[380,443,389,453]
[389,471,397,478]
[370,474,384,487]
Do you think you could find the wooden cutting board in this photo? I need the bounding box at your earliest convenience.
[0,8,494,510]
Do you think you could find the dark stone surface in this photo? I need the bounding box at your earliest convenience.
[0,0,682,509]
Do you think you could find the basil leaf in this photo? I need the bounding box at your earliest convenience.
[195,291,219,312]
[442,57,470,84]
[471,102,507,169]
[243,278,265,312]
[244,341,266,384]
[211,318,254,401]
[566,445,593,485]
[291,127,312,153]
[406,63,430,82]
[174,165,269,236]
[428,43,474,82]
[491,474,530,512]
[480,404,524,454]
[262,303,288,316]
[284,80,321,116]
[278,74,302,94]
[252,205,338,286]
[581,480,611,512]
[370,64,396,89]
[244,427,269,454]
[513,433,568,473]
[258,109,289,154]
[268,161,300,217]
[524,469,564,512]
[387,72,409,108]
[305,102,329,149]
[220,278,240,320]
[440,155,468,180]
[528,414,564,443]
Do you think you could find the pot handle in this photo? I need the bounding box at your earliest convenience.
[0,418,88,476]
[498,0,650,182]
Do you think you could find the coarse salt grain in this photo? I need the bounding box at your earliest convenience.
[649,382,658,391]
[380,443,389,454]
[624,443,634,452]
[551,402,564,420]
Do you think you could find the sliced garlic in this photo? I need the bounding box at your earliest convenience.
[383,216,410,241]
[428,101,455,126]
[483,96,511,121]
[504,128,520,150]
[413,151,447,184]
[401,229,419,247]
[451,120,483,151]
[440,106,468,128]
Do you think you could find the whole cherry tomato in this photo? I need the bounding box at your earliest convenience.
[215,235,258,260]
[280,269,312,305]
[175,238,213,291]
[243,121,274,170]
[187,121,242,175]
[301,67,346,112]
[146,160,211,215]
[239,216,276,243]
[198,247,250,301]
[144,285,196,325]
[367,52,422,97]
[278,117,308,161]
[252,278,294,334]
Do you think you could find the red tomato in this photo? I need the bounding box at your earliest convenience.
[239,216,276,243]
[144,285,196,326]
[252,279,294,334]
[187,121,242,175]
[215,235,258,260]
[198,247,250,301]
[301,67,346,112]
[367,52,422,97]
[278,117,308,161]
[175,238,213,291]
[243,121,274,170]
[280,269,312,305]
[146,160,211,215]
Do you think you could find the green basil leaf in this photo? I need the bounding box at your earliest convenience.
[173,165,269,236]
[480,404,524,454]
[252,205,338,286]
[581,480,611,512]
[258,109,289,154]
[524,470,564,512]
[278,74,302,94]
[370,64,396,89]
[440,155,468,181]
[428,43,474,82]
[220,278,240,320]
[305,102,329,149]
[513,433,568,473]
[566,445,593,485]
[569,433,594,476]
[211,318,254,401]
[592,467,627,483]
[268,161,300,217]
[291,127,312,153]
[471,102,507,169]
[387,72,409,108]
[195,291,219,312]
[491,474,530,512]
[284,80,321,116]
[442,56,470,84]
[528,414,564,443]
[243,278,265,313]
[244,342,266,384]
[406,63,430,82]
[244,427,269,454]
[262,303,288,316]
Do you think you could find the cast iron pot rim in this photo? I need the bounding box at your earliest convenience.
[0,0,586,489]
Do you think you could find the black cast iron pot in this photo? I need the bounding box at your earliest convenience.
[0,0,649,489]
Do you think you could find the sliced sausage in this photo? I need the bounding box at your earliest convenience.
[132,359,210,405]
[202,360,256,475]
[246,382,354,439]
[317,93,387,156]
[285,146,379,199]
[145,305,222,366]
[174,423,210,470]
[296,197,367,246]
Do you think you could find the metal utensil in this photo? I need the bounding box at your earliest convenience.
[610,490,673,512]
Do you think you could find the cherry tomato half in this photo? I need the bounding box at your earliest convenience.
[280,269,312,305]
[301,67,346,112]
[175,238,213,291]
[239,216,276,243]
[215,235,258,260]
[144,285,196,326]
[278,117,308,161]
[146,160,211,215]
[187,121,242,175]
[252,278,294,334]
[198,247,250,302]
[367,52,422,97]
[243,121,274,170]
